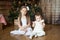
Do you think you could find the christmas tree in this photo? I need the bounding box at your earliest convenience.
[8,0,42,24]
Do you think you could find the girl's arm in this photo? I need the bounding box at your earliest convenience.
[42,22,45,28]
[32,21,35,27]
[42,20,45,28]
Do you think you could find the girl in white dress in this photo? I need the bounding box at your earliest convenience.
[29,13,45,39]
[10,6,32,36]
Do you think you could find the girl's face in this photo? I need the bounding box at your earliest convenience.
[35,15,41,21]
[20,8,27,15]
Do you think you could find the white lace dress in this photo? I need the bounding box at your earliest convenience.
[10,17,32,36]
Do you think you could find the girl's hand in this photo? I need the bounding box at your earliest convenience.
[20,27,24,30]
[20,27,27,32]
[22,25,29,29]
[32,21,35,27]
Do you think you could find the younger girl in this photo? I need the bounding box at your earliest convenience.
[29,12,45,39]
[10,6,32,36]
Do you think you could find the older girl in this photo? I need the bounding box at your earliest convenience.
[10,6,32,36]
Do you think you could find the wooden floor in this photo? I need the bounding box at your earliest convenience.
[0,24,60,40]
